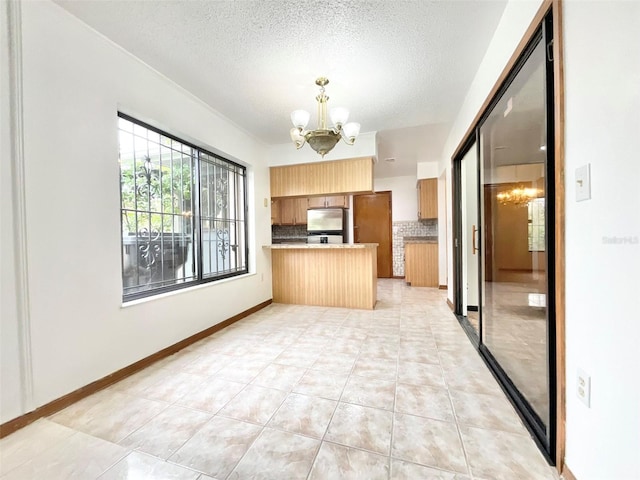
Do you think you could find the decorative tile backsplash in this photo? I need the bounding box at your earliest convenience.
[272,225,307,239]
[392,220,438,276]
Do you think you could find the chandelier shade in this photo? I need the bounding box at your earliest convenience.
[496,186,543,206]
[290,77,360,157]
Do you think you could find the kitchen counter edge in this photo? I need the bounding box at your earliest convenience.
[403,237,438,244]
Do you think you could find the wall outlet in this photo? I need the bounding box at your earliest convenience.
[577,368,591,407]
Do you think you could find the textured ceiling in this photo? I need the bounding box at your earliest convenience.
[53,0,508,153]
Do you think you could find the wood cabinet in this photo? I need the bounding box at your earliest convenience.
[307,195,349,209]
[270,157,373,198]
[272,197,307,225]
[417,178,438,219]
[405,243,438,287]
[270,199,280,225]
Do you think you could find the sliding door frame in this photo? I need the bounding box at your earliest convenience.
[450,0,565,471]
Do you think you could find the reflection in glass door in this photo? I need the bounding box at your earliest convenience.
[479,33,553,438]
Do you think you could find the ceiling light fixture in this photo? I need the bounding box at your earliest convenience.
[496,186,543,207]
[290,77,361,157]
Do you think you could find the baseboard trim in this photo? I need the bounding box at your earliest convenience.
[392,276,405,280]
[0,299,273,439]
[446,298,454,311]
[438,285,447,290]
[561,465,577,480]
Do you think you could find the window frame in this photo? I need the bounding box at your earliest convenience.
[118,112,249,302]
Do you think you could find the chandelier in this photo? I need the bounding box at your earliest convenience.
[290,77,361,157]
[496,186,543,207]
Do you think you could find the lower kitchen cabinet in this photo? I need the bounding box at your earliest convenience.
[405,242,438,287]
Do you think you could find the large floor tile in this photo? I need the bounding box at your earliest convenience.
[293,370,348,400]
[139,372,208,403]
[251,363,307,391]
[119,405,211,459]
[168,416,262,478]
[341,375,396,411]
[218,384,287,425]
[308,441,389,480]
[215,358,270,383]
[2,431,127,480]
[50,391,168,443]
[395,384,455,422]
[390,459,471,479]
[0,419,76,475]
[459,425,556,480]
[326,403,393,455]
[352,356,398,381]
[228,428,319,480]
[397,361,446,387]
[449,389,527,434]
[268,392,337,438]
[174,377,245,413]
[310,352,358,375]
[100,451,199,479]
[392,413,467,474]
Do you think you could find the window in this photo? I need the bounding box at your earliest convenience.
[528,197,545,252]
[118,113,248,300]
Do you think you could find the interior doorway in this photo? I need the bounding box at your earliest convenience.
[353,191,392,278]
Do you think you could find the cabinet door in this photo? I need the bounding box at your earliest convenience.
[405,243,438,287]
[294,198,308,224]
[325,195,348,208]
[418,178,438,219]
[307,197,326,209]
[279,198,296,225]
[271,199,281,225]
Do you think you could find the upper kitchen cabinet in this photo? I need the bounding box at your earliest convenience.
[270,199,280,225]
[273,197,308,225]
[417,178,438,219]
[308,195,349,209]
[270,157,373,198]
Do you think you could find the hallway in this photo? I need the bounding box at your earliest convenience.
[0,280,557,479]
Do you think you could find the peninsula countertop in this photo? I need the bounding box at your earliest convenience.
[403,236,438,244]
[265,243,378,249]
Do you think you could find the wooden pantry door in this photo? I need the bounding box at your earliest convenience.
[353,191,392,278]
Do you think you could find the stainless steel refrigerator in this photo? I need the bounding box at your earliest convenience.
[307,209,348,244]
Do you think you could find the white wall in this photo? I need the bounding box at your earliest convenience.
[1,0,26,422]
[440,0,544,303]
[417,161,439,180]
[1,0,272,422]
[563,1,640,478]
[373,175,417,222]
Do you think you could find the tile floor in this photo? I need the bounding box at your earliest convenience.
[0,280,559,480]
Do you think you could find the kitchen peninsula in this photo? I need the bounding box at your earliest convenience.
[266,243,378,310]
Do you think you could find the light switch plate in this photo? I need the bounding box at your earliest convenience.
[575,164,591,202]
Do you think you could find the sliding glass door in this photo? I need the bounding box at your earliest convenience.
[453,13,555,461]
